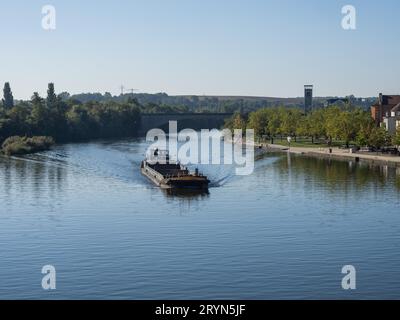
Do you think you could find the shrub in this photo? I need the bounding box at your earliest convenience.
[1,136,54,156]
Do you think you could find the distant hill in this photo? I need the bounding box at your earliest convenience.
[67,92,376,113]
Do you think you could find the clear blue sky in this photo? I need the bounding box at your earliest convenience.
[1,0,399,99]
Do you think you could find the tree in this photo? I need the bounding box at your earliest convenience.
[323,106,359,147]
[2,82,14,109]
[58,92,71,101]
[31,92,44,106]
[393,125,400,147]
[368,126,390,149]
[6,105,32,136]
[224,112,247,132]
[356,124,372,147]
[308,109,326,143]
[324,106,342,145]
[65,104,93,140]
[355,111,375,147]
[337,111,357,148]
[267,108,282,144]
[29,92,51,136]
[295,116,310,138]
[104,92,113,100]
[280,108,301,140]
[46,83,57,109]
[247,108,269,138]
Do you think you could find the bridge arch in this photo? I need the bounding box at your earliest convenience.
[139,113,233,135]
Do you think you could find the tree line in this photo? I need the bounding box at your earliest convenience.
[3,82,400,151]
[225,106,400,149]
[66,92,278,113]
[67,92,375,113]
[0,82,145,145]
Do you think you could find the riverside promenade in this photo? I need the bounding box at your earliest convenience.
[265,144,400,167]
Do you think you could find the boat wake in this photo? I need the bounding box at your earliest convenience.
[7,140,282,191]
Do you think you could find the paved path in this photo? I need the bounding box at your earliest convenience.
[266,144,400,165]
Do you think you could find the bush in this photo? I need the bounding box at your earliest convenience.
[1,136,54,156]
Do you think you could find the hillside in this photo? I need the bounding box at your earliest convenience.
[67,92,375,113]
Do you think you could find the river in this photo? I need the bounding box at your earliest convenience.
[0,138,399,299]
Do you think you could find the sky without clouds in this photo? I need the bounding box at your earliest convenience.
[0,0,398,99]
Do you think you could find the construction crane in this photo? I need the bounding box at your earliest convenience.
[119,86,138,95]
[128,89,139,95]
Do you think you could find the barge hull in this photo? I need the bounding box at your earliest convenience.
[141,164,209,190]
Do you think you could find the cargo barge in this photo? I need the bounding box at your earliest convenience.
[141,149,209,190]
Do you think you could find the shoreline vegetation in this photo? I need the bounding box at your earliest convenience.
[2,80,400,165]
[0,82,141,151]
[0,82,187,155]
[1,81,256,156]
[225,105,400,151]
[225,106,400,167]
[1,136,55,156]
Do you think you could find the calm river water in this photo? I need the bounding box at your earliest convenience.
[0,139,400,299]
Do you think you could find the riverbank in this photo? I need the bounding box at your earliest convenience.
[266,143,400,167]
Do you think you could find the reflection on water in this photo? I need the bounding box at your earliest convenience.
[273,152,400,193]
[164,188,210,198]
[0,156,67,210]
[0,139,400,299]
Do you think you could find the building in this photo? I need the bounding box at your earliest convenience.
[371,94,400,124]
[383,104,400,135]
[371,93,400,134]
[304,85,313,114]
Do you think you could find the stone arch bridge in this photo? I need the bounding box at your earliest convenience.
[139,113,233,135]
